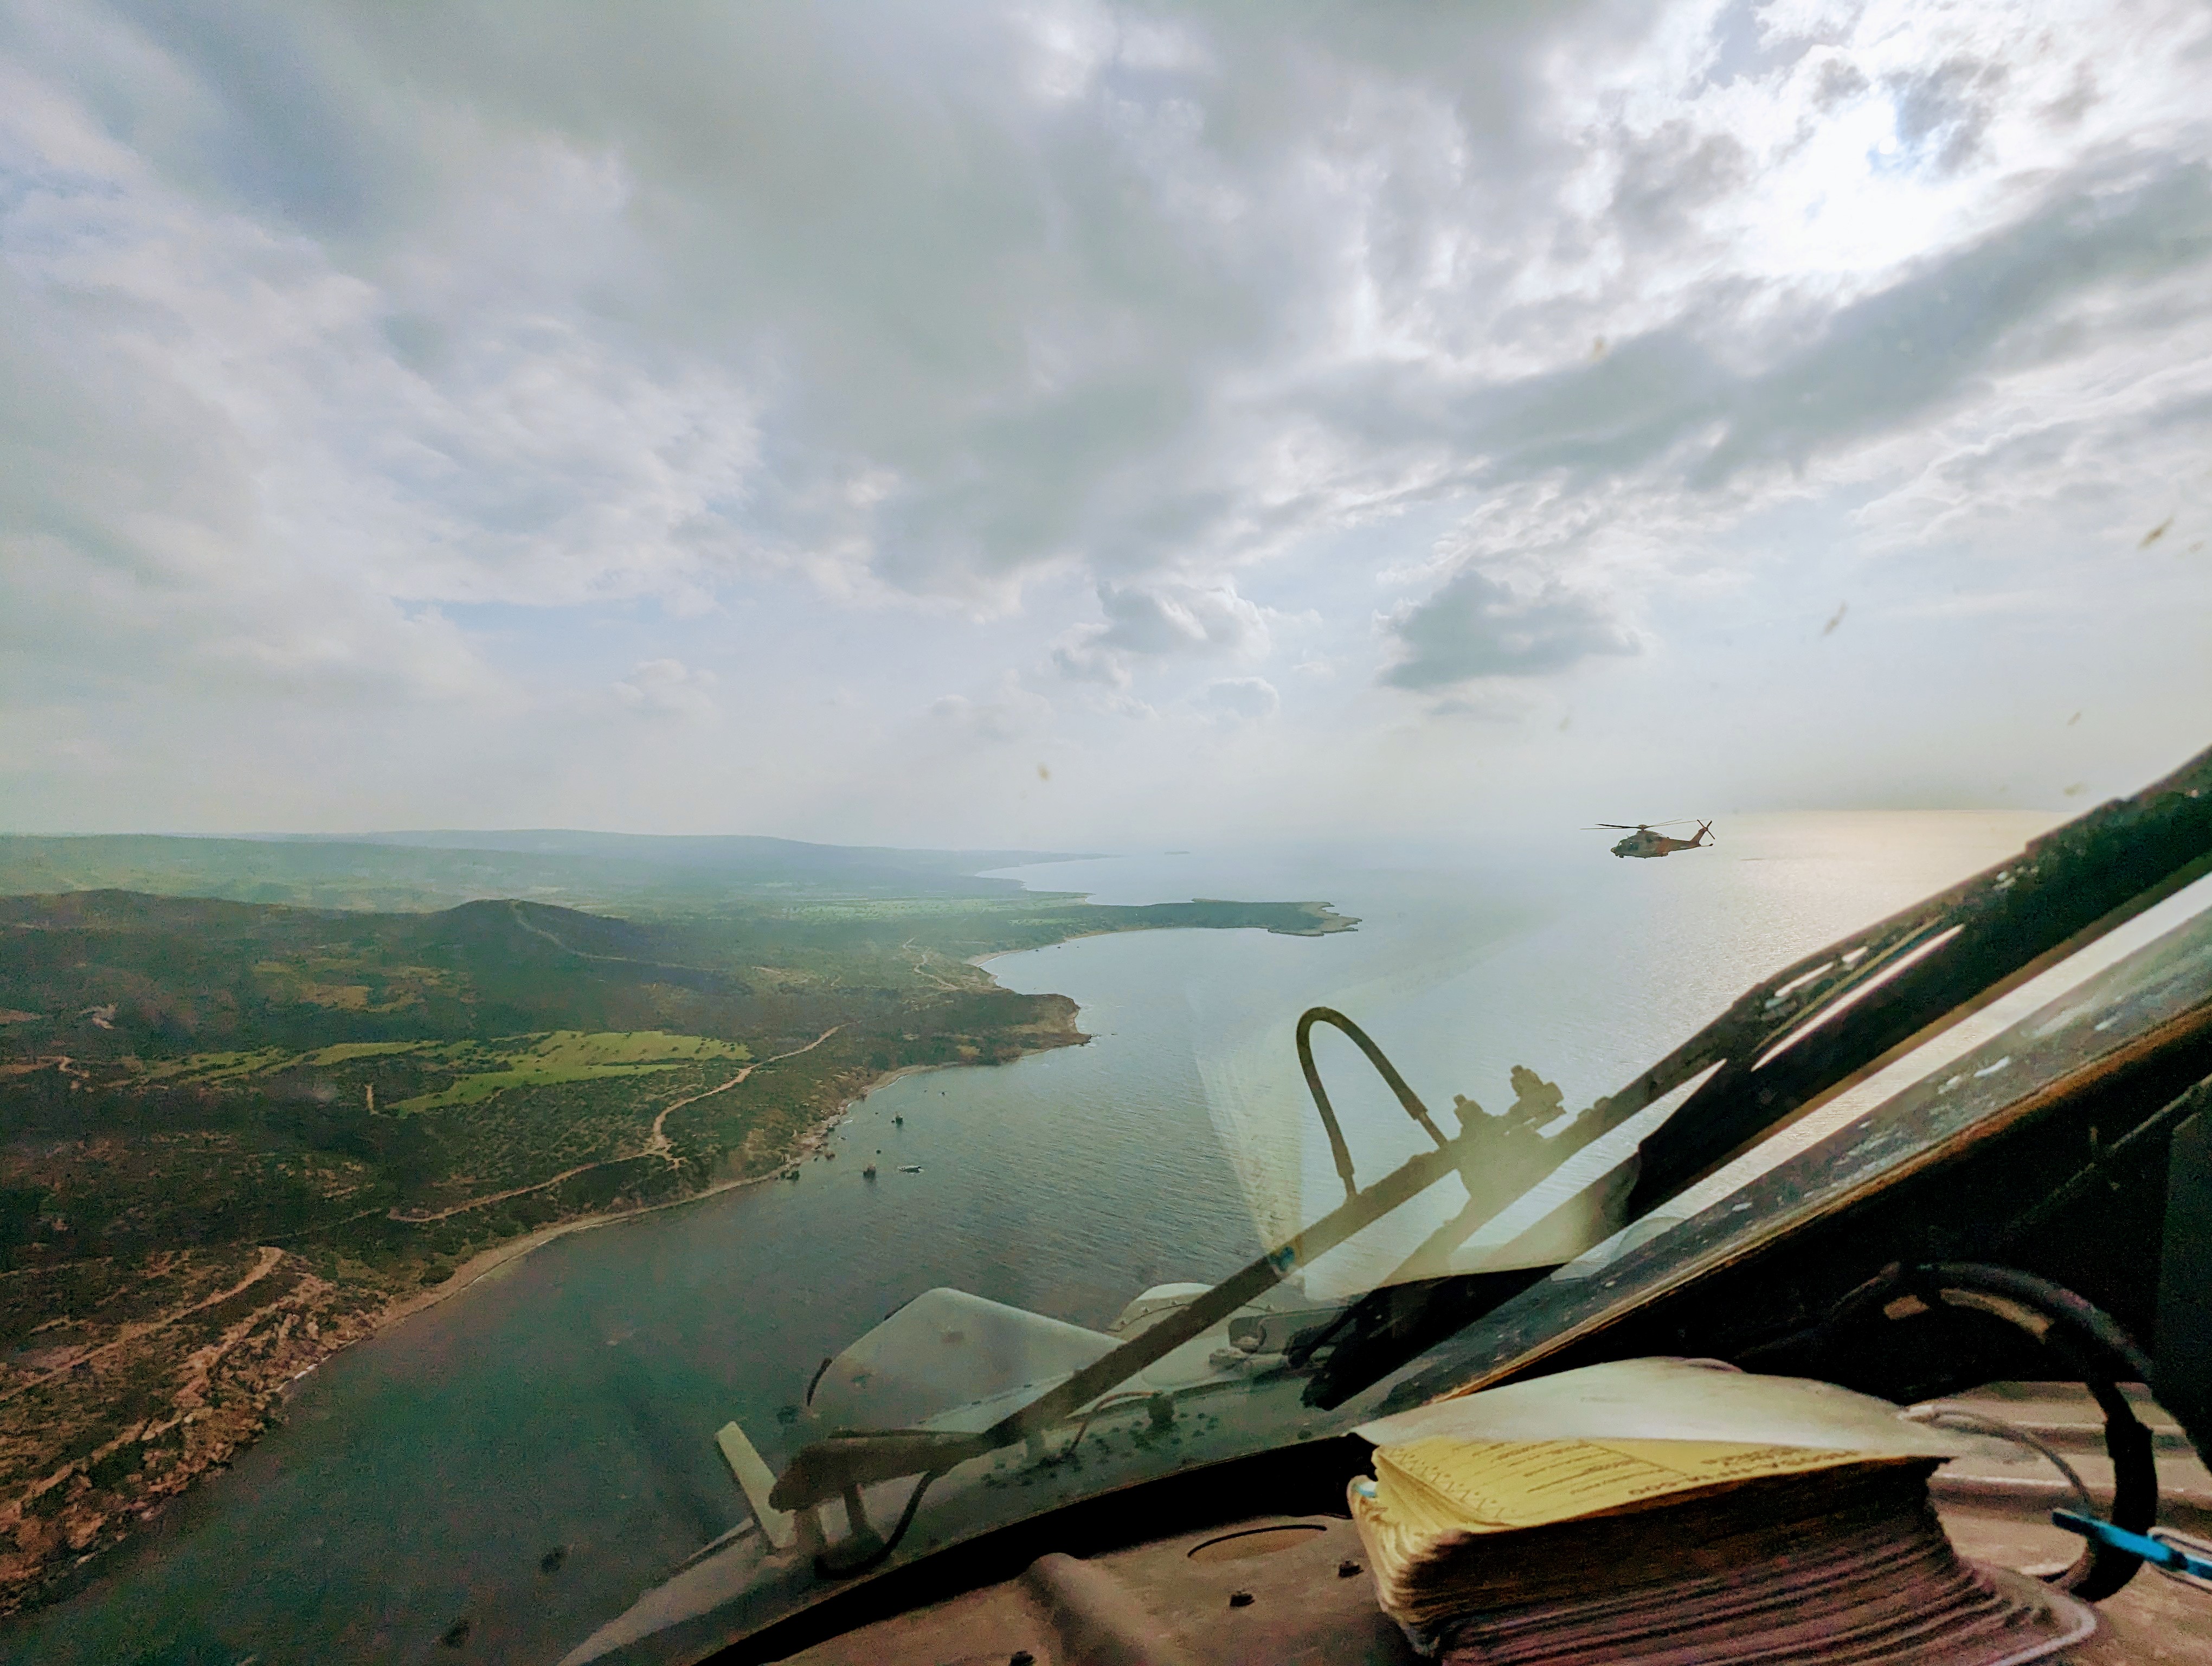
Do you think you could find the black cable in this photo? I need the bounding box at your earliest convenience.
[1296,1007,1449,1201]
[1909,1263,2156,1602]
[1915,1261,2152,1380]
[812,1468,948,1580]
[1746,1261,2157,1601]
[1046,1392,1156,1465]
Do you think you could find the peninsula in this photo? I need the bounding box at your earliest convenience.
[0,831,1353,1613]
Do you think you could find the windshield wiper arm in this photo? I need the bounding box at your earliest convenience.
[770,1011,1474,1517]
[772,1133,1467,1514]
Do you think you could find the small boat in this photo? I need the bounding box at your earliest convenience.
[893,1115,904,1126]
[861,1163,877,1178]
[898,1164,923,1174]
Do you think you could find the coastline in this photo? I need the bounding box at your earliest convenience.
[355,1046,1046,1342]
[0,1013,1090,1619]
[966,901,1354,967]
[0,871,1357,1626]
[0,901,1348,1618]
[359,910,1339,1358]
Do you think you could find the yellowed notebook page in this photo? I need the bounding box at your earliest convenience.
[1377,1437,1894,1530]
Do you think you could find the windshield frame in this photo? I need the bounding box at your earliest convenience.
[562,747,2212,1666]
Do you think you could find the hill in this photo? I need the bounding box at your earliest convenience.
[0,881,1353,1609]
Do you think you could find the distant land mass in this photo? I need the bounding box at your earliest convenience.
[0,829,1096,913]
[0,831,1354,1612]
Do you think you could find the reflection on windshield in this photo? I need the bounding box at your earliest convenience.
[561,757,2212,1664]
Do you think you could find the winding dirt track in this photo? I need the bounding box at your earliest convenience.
[898,938,969,994]
[646,1024,843,1152]
[388,1024,846,1223]
[0,1245,286,1407]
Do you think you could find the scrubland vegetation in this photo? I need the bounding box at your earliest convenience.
[0,843,1352,1610]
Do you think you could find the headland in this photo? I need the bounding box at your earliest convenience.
[0,847,1355,1614]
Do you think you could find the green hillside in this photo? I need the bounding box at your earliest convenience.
[0,878,1354,1612]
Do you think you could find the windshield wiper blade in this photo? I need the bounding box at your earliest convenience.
[769,1131,1469,1515]
[771,1008,1486,1521]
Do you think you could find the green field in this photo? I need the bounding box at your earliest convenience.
[0,859,1355,1611]
[391,1031,752,1111]
[134,1030,755,1111]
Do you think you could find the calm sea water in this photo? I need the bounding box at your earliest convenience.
[3,815,2092,1666]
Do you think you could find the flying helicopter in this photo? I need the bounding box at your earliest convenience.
[568,742,2212,1666]
[1588,817,1714,858]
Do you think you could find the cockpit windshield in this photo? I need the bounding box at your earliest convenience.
[4,7,2210,1666]
[546,755,2211,1664]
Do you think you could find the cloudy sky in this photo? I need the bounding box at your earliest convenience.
[3,0,2207,847]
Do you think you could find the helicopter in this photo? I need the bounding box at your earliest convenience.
[1589,818,1714,858]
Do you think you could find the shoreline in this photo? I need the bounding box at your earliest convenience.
[968,901,1353,967]
[0,915,1178,1614]
[0,889,1349,1623]
[302,1084,906,1376]
[0,1036,1061,1620]
[351,913,1351,1353]
[369,1021,1090,1345]
[250,1028,1091,1473]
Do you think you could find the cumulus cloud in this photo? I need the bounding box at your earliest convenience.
[1885,55,2007,174]
[612,658,717,719]
[3,0,2210,831]
[1052,580,1271,687]
[1202,676,1280,720]
[0,30,760,723]
[1382,571,1636,691]
[13,2,2212,639]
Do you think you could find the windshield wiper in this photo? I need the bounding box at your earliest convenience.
[767,1010,1516,1570]
[770,742,2212,1568]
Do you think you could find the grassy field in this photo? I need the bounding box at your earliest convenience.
[133,1030,753,1112]
[395,1031,751,1111]
[0,873,1353,1613]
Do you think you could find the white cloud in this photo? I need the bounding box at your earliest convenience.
[1203,676,1279,720]
[611,658,717,719]
[2,0,2208,835]
[1051,579,1272,687]
[1382,570,1637,692]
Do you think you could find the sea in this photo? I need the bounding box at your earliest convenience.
[8,813,2206,1666]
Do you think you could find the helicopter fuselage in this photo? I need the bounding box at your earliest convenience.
[1611,826,1710,858]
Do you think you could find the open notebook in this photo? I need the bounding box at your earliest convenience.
[1349,1360,2097,1664]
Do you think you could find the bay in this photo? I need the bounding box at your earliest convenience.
[0,814,2069,1666]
